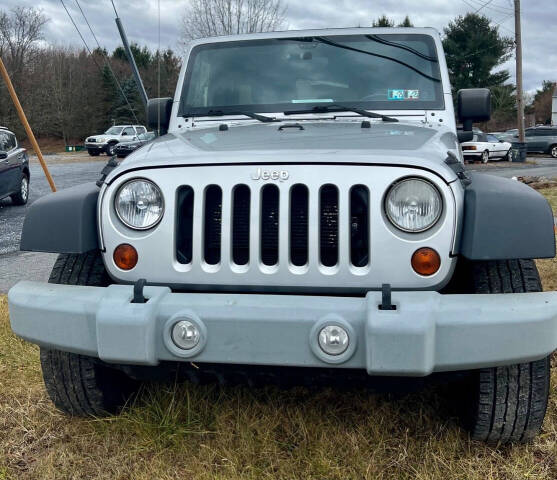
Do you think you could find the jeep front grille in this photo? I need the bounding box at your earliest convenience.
[176,182,370,272]
[102,164,457,292]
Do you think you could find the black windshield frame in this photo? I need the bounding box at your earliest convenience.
[179,34,445,117]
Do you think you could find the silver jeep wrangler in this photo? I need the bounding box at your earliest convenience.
[9,28,557,444]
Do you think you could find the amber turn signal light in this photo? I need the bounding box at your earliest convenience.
[411,248,441,276]
[113,244,138,270]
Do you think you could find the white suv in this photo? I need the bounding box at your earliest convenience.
[85,125,147,156]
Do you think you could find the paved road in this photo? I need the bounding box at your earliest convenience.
[0,157,105,293]
[467,156,557,179]
[1,154,557,294]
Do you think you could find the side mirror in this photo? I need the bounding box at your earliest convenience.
[457,88,491,142]
[457,130,473,143]
[0,151,7,160]
[147,97,173,134]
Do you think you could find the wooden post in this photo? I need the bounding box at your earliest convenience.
[0,56,56,192]
[514,0,525,143]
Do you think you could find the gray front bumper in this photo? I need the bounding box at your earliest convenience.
[8,281,557,376]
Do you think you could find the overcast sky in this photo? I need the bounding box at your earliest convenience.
[3,0,556,92]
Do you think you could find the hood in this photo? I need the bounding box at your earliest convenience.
[106,121,460,183]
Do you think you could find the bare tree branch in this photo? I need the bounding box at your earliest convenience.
[180,0,287,46]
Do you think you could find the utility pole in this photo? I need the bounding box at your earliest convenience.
[514,0,525,143]
[0,56,56,192]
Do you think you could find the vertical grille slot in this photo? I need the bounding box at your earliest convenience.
[260,184,279,266]
[350,185,370,267]
[204,185,222,265]
[176,186,194,264]
[232,185,250,265]
[320,184,339,267]
[290,184,309,266]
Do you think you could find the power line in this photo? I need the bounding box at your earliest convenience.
[473,0,495,14]
[60,0,103,71]
[73,0,139,124]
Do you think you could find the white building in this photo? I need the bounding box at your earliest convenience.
[553,86,557,126]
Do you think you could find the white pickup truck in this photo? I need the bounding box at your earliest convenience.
[85,125,147,156]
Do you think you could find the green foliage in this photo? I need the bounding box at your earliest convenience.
[112,43,152,69]
[442,13,513,92]
[371,15,413,28]
[398,16,414,27]
[372,15,395,27]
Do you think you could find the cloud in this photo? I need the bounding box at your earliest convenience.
[1,0,556,91]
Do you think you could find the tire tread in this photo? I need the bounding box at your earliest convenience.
[466,259,551,444]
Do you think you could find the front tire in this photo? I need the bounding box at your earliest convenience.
[10,173,29,205]
[457,259,552,444]
[106,142,117,156]
[88,149,100,157]
[40,252,137,416]
[549,144,557,159]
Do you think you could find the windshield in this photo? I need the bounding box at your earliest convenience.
[180,34,444,116]
[105,127,123,135]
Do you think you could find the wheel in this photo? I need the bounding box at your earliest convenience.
[10,173,29,205]
[549,144,557,159]
[40,252,137,416]
[456,259,552,444]
[106,142,117,156]
[481,150,489,163]
[504,149,513,162]
[88,150,100,157]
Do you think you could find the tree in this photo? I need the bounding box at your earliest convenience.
[372,15,413,27]
[532,80,556,125]
[180,0,286,43]
[398,16,413,27]
[443,13,513,93]
[372,15,395,27]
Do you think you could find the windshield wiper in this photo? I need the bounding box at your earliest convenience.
[365,35,438,63]
[186,109,280,123]
[284,103,398,122]
[313,36,441,83]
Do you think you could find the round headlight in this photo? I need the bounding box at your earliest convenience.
[115,179,164,230]
[385,178,442,232]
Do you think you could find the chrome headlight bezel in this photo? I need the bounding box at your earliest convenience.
[114,178,165,231]
[384,177,443,233]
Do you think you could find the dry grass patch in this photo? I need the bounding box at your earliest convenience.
[0,295,556,480]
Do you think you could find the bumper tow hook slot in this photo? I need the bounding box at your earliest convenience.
[132,278,148,304]
[379,283,396,311]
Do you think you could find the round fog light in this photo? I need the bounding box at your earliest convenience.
[318,325,349,356]
[171,320,200,350]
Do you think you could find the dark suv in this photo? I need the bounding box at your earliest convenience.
[0,127,29,205]
[521,126,557,158]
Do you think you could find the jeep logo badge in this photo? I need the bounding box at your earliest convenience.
[251,168,289,182]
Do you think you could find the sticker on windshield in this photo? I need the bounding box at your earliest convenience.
[388,89,420,101]
[291,99,334,103]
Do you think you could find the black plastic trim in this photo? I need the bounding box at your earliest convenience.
[459,173,555,260]
[20,183,100,254]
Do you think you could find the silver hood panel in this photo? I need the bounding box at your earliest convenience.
[105,121,460,184]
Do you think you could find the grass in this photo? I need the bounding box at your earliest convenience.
[1,191,557,479]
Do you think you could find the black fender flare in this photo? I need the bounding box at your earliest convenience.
[20,183,99,254]
[459,173,555,260]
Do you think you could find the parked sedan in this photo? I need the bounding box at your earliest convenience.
[113,131,156,158]
[0,127,30,205]
[461,132,513,163]
[521,127,557,158]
